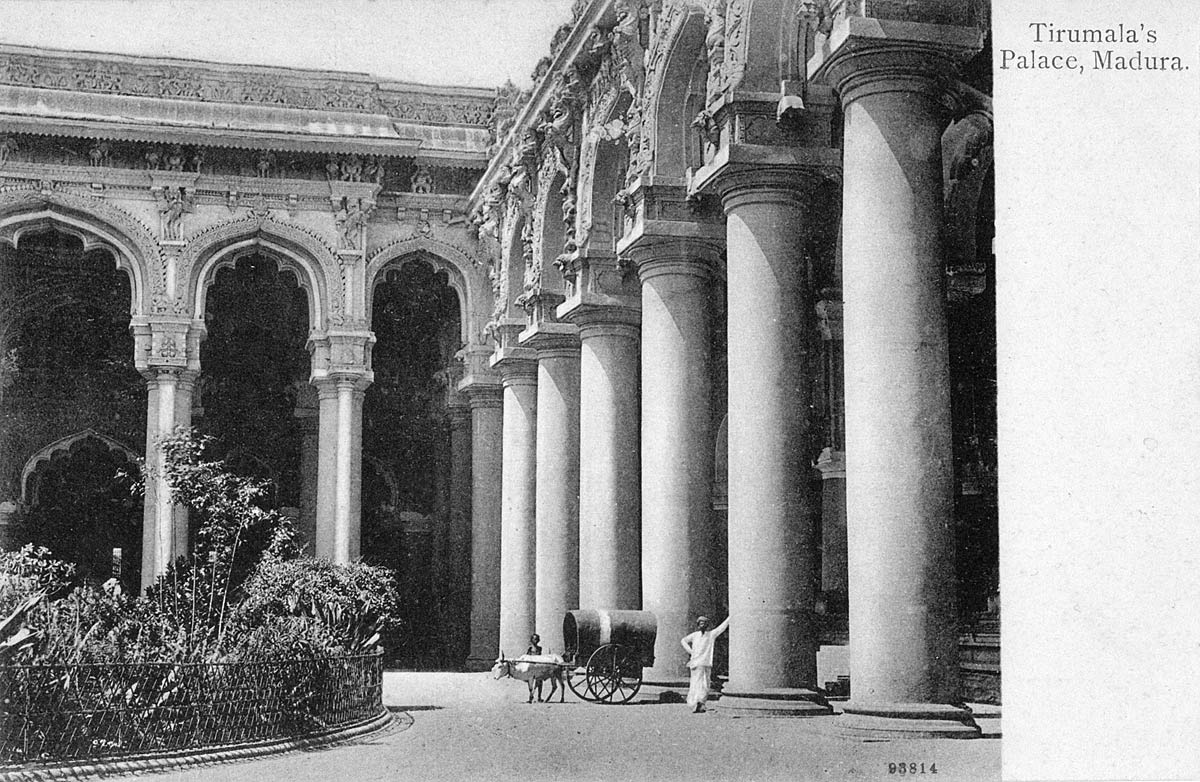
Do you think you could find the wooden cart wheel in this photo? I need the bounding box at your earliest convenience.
[565,664,596,701]
[584,643,642,704]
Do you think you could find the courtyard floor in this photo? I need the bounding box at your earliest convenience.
[140,672,1001,782]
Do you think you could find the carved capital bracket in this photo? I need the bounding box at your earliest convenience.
[131,316,206,377]
[807,15,984,106]
[615,178,725,256]
[306,329,375,387]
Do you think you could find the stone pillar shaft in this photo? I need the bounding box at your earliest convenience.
[447,406,472,662]
[723,185,818,692]
[465,386,503,668]
[814,24,982,735]
[140,368,194,591]
[842,85,959,707]
[572,313,641,610]
[314,376,366,564]
[636,251,716,683]
[528,338,580,656]
[495,356,538,655]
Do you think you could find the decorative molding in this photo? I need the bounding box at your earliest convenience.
[179,214,341,324]
[0,49,494,127]
[0,184,161,313]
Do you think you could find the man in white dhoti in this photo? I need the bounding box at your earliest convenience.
[680,615,730,713]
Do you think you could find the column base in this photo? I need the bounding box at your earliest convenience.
[716,687,832,718]
[833,702,981,739]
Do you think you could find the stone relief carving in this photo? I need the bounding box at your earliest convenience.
[410,165,434,194]
[0,52,496,126]
[0,135,17,167]
[703,0,726,105]
[155,186,196,242]
[721,0,750,95]
[334,197,373,252]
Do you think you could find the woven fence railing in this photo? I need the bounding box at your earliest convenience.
[0,651,384,765]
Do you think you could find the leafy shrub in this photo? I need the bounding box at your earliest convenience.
[237,556,400,653]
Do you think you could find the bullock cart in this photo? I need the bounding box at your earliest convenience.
[561,609,657,704]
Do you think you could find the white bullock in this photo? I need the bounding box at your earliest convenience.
[491,652,566,703]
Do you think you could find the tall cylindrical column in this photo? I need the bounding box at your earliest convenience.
[140,367,186,590]
[495,356,538,656]
[566,307,641,610]
[634,247,718,684]
[721,177,819,693]
[529,333,580,656]
[447,405,473,664]
[465,385,503,668]
[313,374,368,564]
[314,379,339,559]
[826,42,978,737]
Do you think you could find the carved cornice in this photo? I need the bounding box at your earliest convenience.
[0,45,494,127]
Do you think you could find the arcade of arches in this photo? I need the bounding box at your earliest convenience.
[0,0,996,736]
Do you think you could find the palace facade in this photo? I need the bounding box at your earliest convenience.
[0,0,995,738]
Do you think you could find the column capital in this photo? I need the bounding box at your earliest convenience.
[691,151,841,214]
[307,329,375,387]
[490,350,538,385]
[615,179,724,258]
[808,16,983,107]
[556,299,641,342]
[312,372,372,397]
[461,382,503,410]
[625,238,723,285]
[131,316,205,376]
[518,320,580,356]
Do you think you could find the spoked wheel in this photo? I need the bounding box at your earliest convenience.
[565,665,595,701]
[584,643,642,704]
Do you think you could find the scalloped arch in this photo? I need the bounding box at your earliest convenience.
[20,429,139,505]
[0,187,159,315]
[180,216,341,329]
[365,236,489,346]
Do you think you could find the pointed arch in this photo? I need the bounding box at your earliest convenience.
[20,429,139,505]
[365,236,490,346]
[0,187,157,316]
[181,216,340,330]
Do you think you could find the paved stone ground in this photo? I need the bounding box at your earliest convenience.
[141,672,1000,782]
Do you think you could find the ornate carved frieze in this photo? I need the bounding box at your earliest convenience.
[0,49,495,126]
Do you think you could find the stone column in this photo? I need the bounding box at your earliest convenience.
[520,323,580,656]
[0,501,15,550]
[140,367,184,589]
[313,374,370,564]
[815,298,848,613]
[446,403,473,664]
[294,383,321,556]
[815,18,981,737]
[558,301,641,610]
[462,380,503,668]
[491,348,538,656]
[630,242,719,684]
[718,171,823,697]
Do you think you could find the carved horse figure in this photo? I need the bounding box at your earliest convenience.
[491,652,566,703]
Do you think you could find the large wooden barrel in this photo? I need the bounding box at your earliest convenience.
[562,609,658,668]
